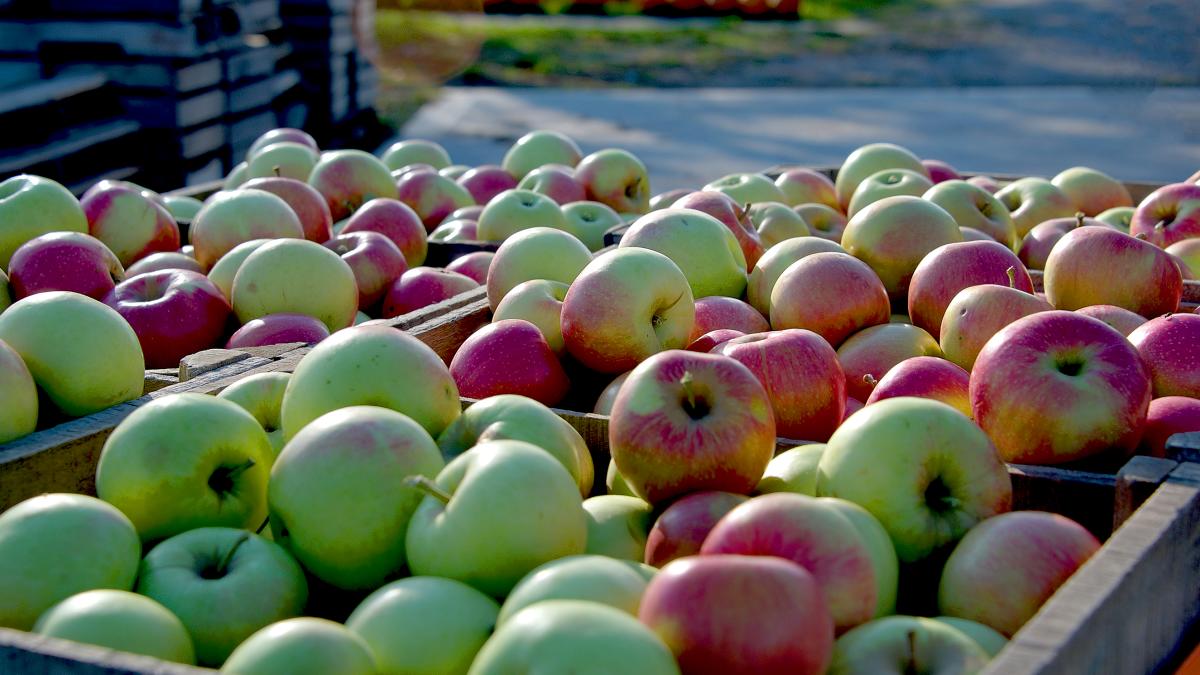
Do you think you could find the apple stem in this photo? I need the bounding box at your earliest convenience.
[1074,212,1085,228]
[863,374,878,389]
[1006,266,1016,289]
[217,533,251,578]
[256,517,270,534]
[272,166,282,178]
[740,202,753,220]
[405,475,452,504]
[907,629,919,673]
[681,370,698,410]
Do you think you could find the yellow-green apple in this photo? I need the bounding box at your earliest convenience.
[561,247,695,374]
[241,176,334,244]
[347,577,499,675]
[671,191,765,269]
[1044,226,1183,317]
[221,617,376,675]
[268,406,444,589]
[0,494,140,630]
[406,440,587,596]
[775,168,839,209]
[715,330,846,442]
[0,292,142,417]
[1131,182,1200,247]
[429,218,478,242]
[125,251,202,276]
[995,177,1075,237]
[607,461,636,496]
[1096,205,1135,230]
[501,130,583,180]
[907,240,1033,338]
[704,172,788,205]
[967,174,1001,193]
[518,163,587,205]
[971,311,1151,463]
[621,208,747,299]
[190,189,304,270]
[795,203,849,243]
[1167,238,1200,277]
[280,325,460,440]
[838,323,943,402]
[224,162,248,189]
[940,284,1052,371]
[457,164,518,205]
[341,197,427,267]
[582,495,653,561]
[449,319,570,406]
[701,493,898,633]
[689,296,768,341]
[477,189,569,242]
[473,600,677,674]
[103,269,231,368]
[396,168,476,231]
[834,142,929,211]
[494,279,568,354]
[749,201,811,247]
[207,238,269,300]
[1052,166,1133,216]
[438,394,593,496]
[218,372,291,458]
[938,511,1100,637]
[8,232,124,300]
[309,149,398,222]
[756,443,824,496]
[576,148,651,214]
[864,355,971,418]
[0,338,36,443]
[393,163,435,179]
[922,159,961,183]
[1017,213,1106,270]
[829,615,989,673]
[747,237,846,315]
[499,555,648,624]
[487,225,591,310]
[841,195,963,299]
[1140,396,1200,457]
[81,182,180,267]
[0,269,10,313]
[247,128,317,159]
[162,195,203,222]
[609,349,775,504]
[643,491,747,567]
[246,141,318,181]
[932,617,1008,657]
[446,251,494,284]
[817,397,1012,562]
[33,589,194,664]
[227,313,330,348]
[442,165,473,180]
[959,226,993,241]
[1076,304,1147,336]
[1128,313,1200,398]
[639,555,834,675]
[324,231,407,311]
[847,168,934,217]
[594,371,631,415]
[923,179,1018,248]
[562,200,623,252]
[382,267,479,318]
[382,139,452,171]
[687,328,745,353]
[770,252,890,348]
[232,238,358,331]
[650,188,691,211]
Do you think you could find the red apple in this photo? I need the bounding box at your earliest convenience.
[574,148,651,214]
[907,240,1033,339]
[444,205,484,224]
[864,355,971,418]
[124,252,203,277]
[242,177,334,244]
[247,128,318,159]
[1044,226,1183,317]
[444,251,494,285]
[774,168,839,210]
[1127,313,1200,398]
[339,198,428,268]
[395,168,475,232]
[81,182,180,267]
[8,232,124,300]
[686,329,745,353]
[456,165,518,205]
[1075,304,1146,336]
[1130,182,1200,248]
[227,313,330,348]
[671,191,765,270]
[940,283,1053,371]
[1140,396,1200,457]
[922,159,961,184]
[689,296,769,343]
[967,175,1001,193]
[794,204,848,243]
[323,231,408,311]
[1017,214,1106,271]
[104,270,231,368]
[428,219,479,243]
[308,149,399,222]
[769,252,890,348]
[448,319,569,406]
[838,323,943,402]
[843,396,864,422]
[517,164,587,206]
[643,491,748,567]
[381,267,479,319]
[747,236,846,316]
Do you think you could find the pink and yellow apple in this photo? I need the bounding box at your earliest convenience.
[770,252,890,348]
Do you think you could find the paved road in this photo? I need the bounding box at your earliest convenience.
[403,86,1200,192]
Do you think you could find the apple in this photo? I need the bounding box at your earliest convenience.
[207,239,269,301]
[190,189,304,270]
[642,491,747,568]
[746,237,846,315]
[561,247,695,374]
[439,253,490,287]
[639,555,834,675]
[1017,213,1105,271]
[382,139,452,171]
[775,168,839,209]
[971,311,1151,464]
[594,371,631,415]
[995,177,1075,237]
[346,576,499,675]
[217,372,291,458]
[280,325,461,441]
[501,130,583,180]
[309,149,399,221]
[125,251,203,276]
[1128,313,1200,398]
[620,208,747,300]
[0,292,142,417]
[960,227,993,241]
[817,397,1012,562]
[829,615,989,673]
[923,179,1018,249]
[609,349,775,504]
[579,495,653,561]
[864,355,971,418]
[770,252,891,348]
[247,128,317,159]
[0,269,11,313]
[940,283,1053,371]
[518,163,587,205]
[671,191,765,269]
[967,174,1001,193]
[382,267,479,318]
[227,313,330,349]
[8,231,124,300]
[1052,166,1133,216]
[748,201,810,248]
[232,238,358,331]
[922,159,962,183]
[0,338,36,444]
[847,168,934,217]
[686,328,744,353]
[755,443,824,496]
[1140,396,1200,457]
[487,226,592,310]
[429,218,478,242]
[392,163,436,179]
[834,142,929,211]
[33,589,194,664]
[795,203,848,242]
[1130,182,1200,247]
[339,197,428,267]
[396,168,476,232]
[451,165,515,206]
[650,188,692,211]
[690,296,769,341]
[220,617,376,675]
[575,148,651,214]
[241,176,335,244]
[246,141,318,181]
[840,323,944,401]
[324,231,408,311]
[907,240,1033,339]
[498,554,648,624]
[493,279,569,355]
[476,188,569,242]
[932,617,1008,657]
[438,165,473,180]
[449,319,570,406]
[1167,238,1200,278]
[224,162,249,189]
[1075,304,1147,336]
[81,181,180,267]
[561,200,624,252]
[0,494,140,631]
[939,510,1101,636]
[104,269,231,368]
[1096,205,1135,230]
[1044,226,1183,317]
[841,196,963,300]
[162,195,203,222]
[704,172,788,205]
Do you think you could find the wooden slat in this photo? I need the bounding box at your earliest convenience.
[1115,455,1181,530]
[404,298,492,365]
[383,286,488,332]
[0,627,210,675]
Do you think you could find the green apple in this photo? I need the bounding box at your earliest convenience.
[502,130,583,180]
[0,268,11,313]
[834,143,929,211]
[0,292,143,417]
[247,142,319,181]
[217,372,291,458]
[207,238,270,300]
[498,554,649,625]
[232,238,358,332]
[96,393,273,541]
[746,236,846,315]
[755,443,826,495]
[280,325,460,441]
[829,615,989,674]
[163,194,203,222]
[34,589,194,664]
[346,576,499,675]
[493,279,570,355]
[619,208,747,299]
[575,149,652,215]
[438,394,593,496]
[847,168,934,217]
[923,179,1018,249]
[841,196,963,300]
[0,337,37,444]
[932,616,1008,657]
[221,617,376,675]
[562,200,624,251]
[477,189,569,243]
[0,174,88,269]
[1096,205,1135,231]
[704,172,788,205]
[190,189,304,270]
[995,177,1075,238]
[0,494,140,630]
[582,495,654,561]
[136,527,307,666]
[749,201,811,248]
[486,226,592,310]
[382,139,452,171]
[224,162,249,189]
[1168,238,1200,277]
[268,406,444,590]
[1051,166,1133,216]
[406,440,587,597]
[470,600,678,675]
[606,460,637,496]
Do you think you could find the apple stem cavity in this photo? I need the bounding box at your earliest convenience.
[405,475,452,504]
[203,532,250,580]
[907,629,920,674]
[208,459,255,497]
[679,371,710,420]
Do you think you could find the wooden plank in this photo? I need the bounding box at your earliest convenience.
[0,627,208,675]
[1115,455,1180,530]
[383,286,488,331]
[141,370,179,394]
[404,298,492,365]
[178,348,252,382]
[1168,432,1200,463]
